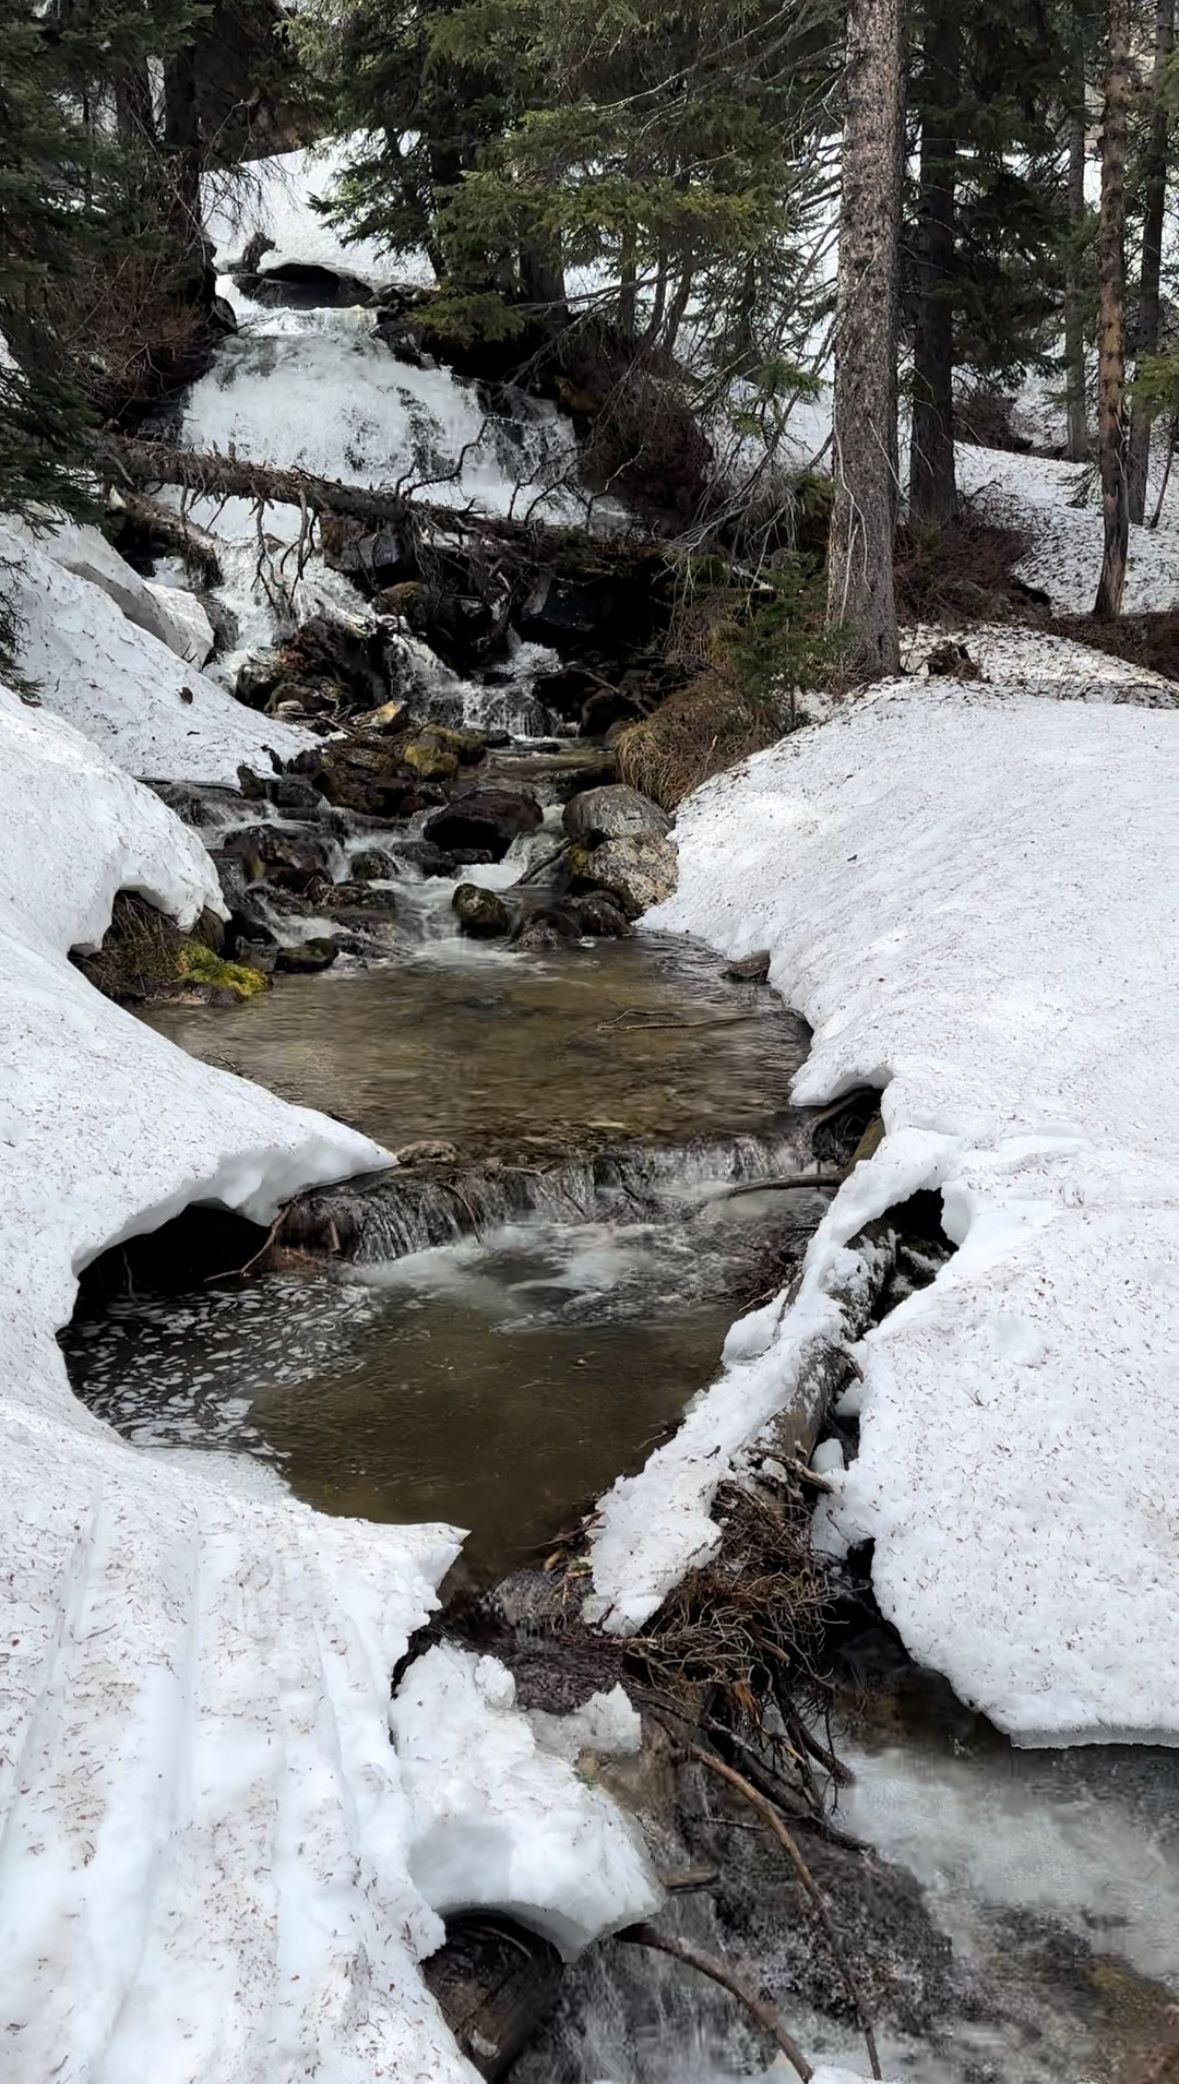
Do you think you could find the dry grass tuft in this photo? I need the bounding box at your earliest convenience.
[615,669,785,810]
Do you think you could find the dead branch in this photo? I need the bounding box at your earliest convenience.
[616,1922,813,2082]
[689,1745,882,2079]
[108,489,223,587]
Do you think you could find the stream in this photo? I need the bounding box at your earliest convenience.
[62,280,1179,2082]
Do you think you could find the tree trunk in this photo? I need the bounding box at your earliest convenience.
[1065,100,1090,460]
[908,2,959,531]
[1126,0,1174,523]
[115,60,155,146]
[162,42,203,282]
[827,0,903,679]
[518,239,567,315]
[1094,0,1131,617]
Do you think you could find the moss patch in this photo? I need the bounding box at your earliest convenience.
[178,942,269,998]
[75,892,267,1006]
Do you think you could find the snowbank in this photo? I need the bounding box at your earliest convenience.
[205,136,431,292]
[0,515,312,781]
[392,1647,658,1958]
[958,440,1179,614]
[0,693,657,2080]
[588,682,1179,1746]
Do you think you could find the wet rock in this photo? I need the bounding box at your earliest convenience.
[395,1139,462,1166]
[580,684,641,736]
[519,570,642,651]
[391,838,458,878]
[350,847,399,882]
[275,937,340,974]
[266,774,322,814]
[219,823,330,892]
[563,784,670,846]
[725,950,771,983]
[568,891,632,939]
[314,879,397,914]
[568,834,678,920]
[512,917,570,953]
[400,733,460,780]
[235,648,283,710]
[530,665,600,721]
[453,884,512,939]
[264,675,342,719]
[353,696,411,735]
[424,788,544,864]
[320,515,414,591]
[235,936,278,975]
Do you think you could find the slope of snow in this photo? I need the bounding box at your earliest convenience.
[205,136,431,291]
[901,620,1179,706]
[958,441,1179,613]
[588,681,1179,1747]
[0,692,658,2081]
[0,515,312,781]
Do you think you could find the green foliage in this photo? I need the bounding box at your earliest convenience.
[719,557,834,704]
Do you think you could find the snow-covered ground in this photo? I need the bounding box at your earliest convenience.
[0,638,658,2074]
[205,136,433,292]
[0,515,312,781]
[589,675,1179,1749]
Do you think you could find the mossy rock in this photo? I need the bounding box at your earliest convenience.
[178,943,270,999]
[401,734,460,780]
[76,893,267,1005]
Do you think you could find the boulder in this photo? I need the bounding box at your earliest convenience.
[563,784,670,846]
[568,891,632,939]
[235,648,284,710]
[275,938,340,974]
[400,734,460,781]
[218,823,330,891]
[424,788,544,864]
[350,848,398,882]
[453,883,512,939]
[569,834,678,920]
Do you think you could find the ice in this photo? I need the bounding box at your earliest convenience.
[589,677,1179,1745]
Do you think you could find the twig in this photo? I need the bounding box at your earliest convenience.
[616,1922,813,2082]
[689,1745,882,2079]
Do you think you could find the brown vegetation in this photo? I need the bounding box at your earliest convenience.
[615,669,784,809]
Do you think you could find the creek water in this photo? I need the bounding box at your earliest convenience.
[69,287,1179,2082]
[64,931,821,1579]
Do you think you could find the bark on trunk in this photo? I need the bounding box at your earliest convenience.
[827,0,903,679]
[1127,0,1174,524]
[1065,107,1090,461]
[115,60,155,146]
[908,3,959,531]
[1094,0,1132,618]
[162,43,202,275]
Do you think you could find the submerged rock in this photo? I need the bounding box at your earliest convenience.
[563,784,670,846]
[275,938,340,975]
[453,883,512,939]
[568,892,632,939]
[725,950,771,984]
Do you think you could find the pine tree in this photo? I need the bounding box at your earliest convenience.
[1126,0,1174,522]
[1094,0,1131,616]
[828,0,903,678]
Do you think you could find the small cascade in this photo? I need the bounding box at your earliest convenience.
[282,1130,824,1264]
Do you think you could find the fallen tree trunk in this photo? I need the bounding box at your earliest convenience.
[94,431,652,565]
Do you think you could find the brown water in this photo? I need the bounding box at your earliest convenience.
[68,933,819,1576]
[142,933,810,1157]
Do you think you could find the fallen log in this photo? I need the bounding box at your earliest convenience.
[93,431,659,567]
[108,488,224,587]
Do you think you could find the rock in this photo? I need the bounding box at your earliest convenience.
[275,938,340,974]
[319,880,398,913]
[394,1139,462,1166]
[424,788,544,864]
[391,839,458,878]
[219,824,329,892]
[264,675,342,718]
[353,696,411,735]
[519,570,640,650]
[725,950,771,983]
[235,937,278,974]
[350,847,398,882]
[400,733,460,780]
[569,834,678,920]
[512,917,570,953]
[235,649,284,710]
[568,892,632,939]
[266,774,322,814]
[530,665,600,721]
[453,883,512,939]
[320,516,414,590]
[580,685,641,736]
[235,763,268,801]
[563,784,670,846]
[145,582,216,666]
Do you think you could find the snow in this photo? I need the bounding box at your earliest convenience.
[957,440,1179,613]
[588,679,1179,1746]
[205,137,431,292]
[529,1685,645,1767]
[901,619,1179,707]
[0,692,660,2078]
[0,515,313,781]
[392,1648,659,1957]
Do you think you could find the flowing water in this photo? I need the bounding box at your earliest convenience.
[64,932,822,1579]
[74,282,1179,2082]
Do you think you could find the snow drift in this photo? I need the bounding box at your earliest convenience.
[589,680,1179,1747]
[0,515,312,781]
[0,690,657,2081]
